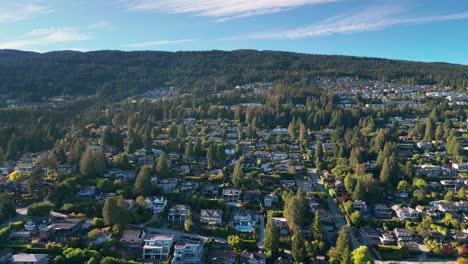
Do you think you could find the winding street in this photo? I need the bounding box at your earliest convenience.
[0,208,28,229]
[309,170,360,249]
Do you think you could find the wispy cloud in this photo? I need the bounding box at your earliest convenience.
[241,6,468,39]
[0,27,92,49]
[0,3,53,23]
[121,0,336,22]
[124,39,193,47]
[88,20,113,30]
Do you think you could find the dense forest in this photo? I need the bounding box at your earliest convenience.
[0,49,467,101]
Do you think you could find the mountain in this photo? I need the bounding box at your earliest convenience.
[0,49,466,101]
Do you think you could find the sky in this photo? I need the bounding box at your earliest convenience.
[0,0,467,64]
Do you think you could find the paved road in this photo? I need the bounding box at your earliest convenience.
[310,171,360,249]
[135,224,227,244]
[257,214,265,248]
[0,208,27,229]
[376,260,456,264]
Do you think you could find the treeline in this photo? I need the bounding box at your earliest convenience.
[0,99,95,162]
[0,49,467,100]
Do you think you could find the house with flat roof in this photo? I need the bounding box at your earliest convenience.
[393,228,413,242]
[171,239,204,264]
[39,218,83,243]
[372,204,393,219]
[142,234,174,261]
[119,229,147,248]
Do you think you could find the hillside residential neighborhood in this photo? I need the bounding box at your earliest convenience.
[0,78,466,264]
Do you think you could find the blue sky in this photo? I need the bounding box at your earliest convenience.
[1,0,467,64]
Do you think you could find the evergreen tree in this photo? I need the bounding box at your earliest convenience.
[0,146,4,165]
[232,159,243,187]
[80,148,93,178]
[134,167,153,196]
[288,122,296,139]
[342,246,353,264]
[312,211,323,241]
[156,153,170,177]
[80,148,106,178]
[113,153,132,170]
[185,141,193,160]
[101,127,113,145]
[372,129,389,153]
[435,124,444,141]
[344,175,357,194]
[352,179,365,201]
[285,188,312,231]
[6,135,17,161]
[328,227,352,264]
[193,137,202,157]
[116,196,130,226]
[93,151,107,177]
[292,230,307,263]
[379,158,392,184]
[0,193,16,220]
[177,124,187,138]
[102,197,120,225]
[126,129,142,153]
[298,119,307,141]
[206,143,215,169]
[71,139,86,163]
[246,123,256,139]
[315,141,324,170]
[28,166,45,197]
[237,123,243,140]
[376,142,396,168]
[264,215,280,257]
[215,144,226,163]
[447,134,461,160]
[424,119,434,141]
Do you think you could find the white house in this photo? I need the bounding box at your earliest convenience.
[391,205,419,220]
[145,196,168,214]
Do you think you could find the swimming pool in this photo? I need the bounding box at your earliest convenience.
[236,226,254,232]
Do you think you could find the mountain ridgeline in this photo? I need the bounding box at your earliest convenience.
[0,49,467,101]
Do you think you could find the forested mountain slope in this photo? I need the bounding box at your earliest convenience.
[0,49,466,100]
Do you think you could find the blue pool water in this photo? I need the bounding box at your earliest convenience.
[236,226,254,232]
